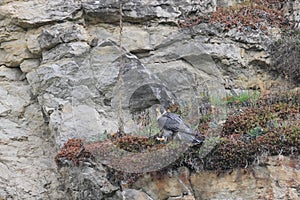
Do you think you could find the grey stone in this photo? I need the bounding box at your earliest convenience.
[122,189,152,200]
[82,0,216,24]
[146,33,243,67]
[39,22,89,50]
[0,65,24,81]
[132,167,193,200]
[0,0,82,28]
[0,77,62,199]
[0,34,34,67]
[42,42,90,62]
[0,103,10,117]
[0,82,31,118]
[0,18,23,43]
[88,24,178,54]
[0,118,26,140]
[26,29,43,55]
[28,40,179,146]
[20,59,40,74]
[50,104,109,147]
[58,164,119,200]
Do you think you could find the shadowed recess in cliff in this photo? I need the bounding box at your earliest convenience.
[128,83,175,113]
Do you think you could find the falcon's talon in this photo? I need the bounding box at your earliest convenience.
[156,136,167,142]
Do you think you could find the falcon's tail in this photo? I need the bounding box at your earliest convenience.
[174,132,203,144]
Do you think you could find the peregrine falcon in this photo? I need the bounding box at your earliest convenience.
[156,106,202,144]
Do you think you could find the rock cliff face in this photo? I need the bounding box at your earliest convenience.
[131,156,300,200]
[0,0,299,199]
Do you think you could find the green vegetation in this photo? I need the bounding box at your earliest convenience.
[183,90,300,171]
[224,91,260,106]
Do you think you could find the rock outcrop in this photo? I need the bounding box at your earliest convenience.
[0,67,62,199]
[130,156,300,200]
[0,0,299,199]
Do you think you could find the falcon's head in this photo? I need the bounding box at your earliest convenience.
[155,105,167,120]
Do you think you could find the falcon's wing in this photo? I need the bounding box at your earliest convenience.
[165,112,195,135]
[158,112,182,132]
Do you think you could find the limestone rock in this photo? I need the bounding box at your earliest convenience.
[0,33,34,67]
[127,156,300,200]
[38,22,89,51]
[121,189,152,200]
[0,70,62,199]
[82,0,216,24]
[27,38,182,146]
[88,24,154,53]
[0,13,34,68]
[145,27,244,68]
[50,104,108,147]
[0,0,82,28]
[132,167,194,200]
[190,156,300,200]
[0,65,24,81]
[20,59,40,74]
[0,67,30,119]
[42,42,90,62]
[87,23,179,54]
[58,164,119,200]
[0,18,23,43]
[26,29,43,55]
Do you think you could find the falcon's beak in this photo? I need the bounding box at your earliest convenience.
[156,107,163,120]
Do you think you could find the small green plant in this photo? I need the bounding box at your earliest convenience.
[246,126,264,139]
[87,130,108,142]
[225,91,260,105]
[138,122,160,137]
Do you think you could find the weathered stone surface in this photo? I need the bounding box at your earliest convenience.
[0,11,36,68]
[288,0,300,28]
[27,39,179,146]
[0,67,62,199]
[0,65,24,81]
[38,22,89,51]
[88,24,155,53]
[190,156,300,200]
[121,189,152,200]
[0,0,82,28]
[20,59,40,73]
[0,67,30,119]
[132,167,194,200]
[42,42,90,62]
[143,26,244,67]
[26,29,43,55]
[128,156,300,200]
[0,33,34,67]
[57,164,119,200]
[83,0,216,24]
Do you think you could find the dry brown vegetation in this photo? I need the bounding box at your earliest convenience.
[178,0,293,33]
